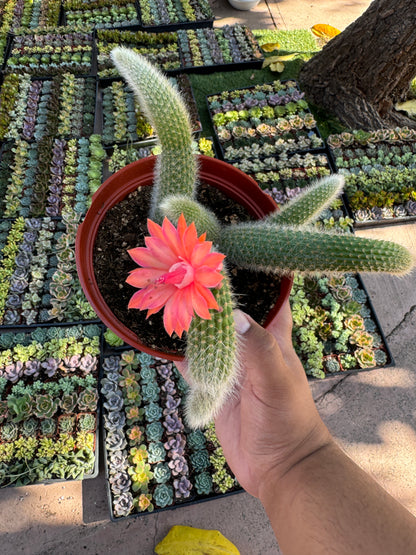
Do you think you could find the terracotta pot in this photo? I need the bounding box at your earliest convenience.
[75,155,293,360]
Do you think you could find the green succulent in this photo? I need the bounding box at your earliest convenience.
[1,421,19,442]
[77,388,98,412]
[110,48,415,429]
[59,415,76,434]
[7,394,34,423]
[77,413,96,433]
[60,392,78,414]
[34,394,59,419]
[40,418,57,437]
[21,417,38,438]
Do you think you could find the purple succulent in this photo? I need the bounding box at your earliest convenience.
[109,471,131,494]
[9,278,28,294]
[109,450,129,473]
[103,390,124,412]
[105,410,126,431]
[163,413,184,434]
[244,97,258,108]
[24,360,41,377]
[168,454,189,476]
[26,219,42,231]
[156,363,172,379]
[164,433,186,455]
[106,429,127,451]
[163,395,181,415]
[113,492,134,517]
[173,476,192,499]
[100,378,119,396]
[46,206,60,217]
[2,309,20,325]
[41,357,60,377]
[103,356,120,373]
[15,252,31,268]
[4,361,24,383]
[267,94,282,106]
[5,294,22,308]
[23,231,37,243]
[79,354,98,375]
[161,379,176,396]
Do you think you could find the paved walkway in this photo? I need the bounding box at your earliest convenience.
[4,2,416,554]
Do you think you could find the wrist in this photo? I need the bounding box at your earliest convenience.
[258,423,334,507]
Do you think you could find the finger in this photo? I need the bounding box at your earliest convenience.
[174,359,190,383]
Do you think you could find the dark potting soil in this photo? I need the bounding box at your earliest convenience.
[93,183,282,356]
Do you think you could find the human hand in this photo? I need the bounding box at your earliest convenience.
[176,300,331,499]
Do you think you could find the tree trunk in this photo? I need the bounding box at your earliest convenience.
[299,0,416,130]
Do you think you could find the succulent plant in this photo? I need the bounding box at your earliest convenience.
[110,48,415,429]
[34,393,59,419]
[1,421,19,442]
[77,413,96,433]
[21,416,38,437]
[194,471,213,495]
[59,414,76,434]
[40,417,57,437]
[77,388,98,412]
[60,392,78,414]
[7,394,33,423]
[153,483,174,508]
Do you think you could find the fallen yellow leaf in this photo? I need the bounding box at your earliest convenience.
[155,525,240,554]
[270,61,285,72]
[311,23,341,39]
[262,53,297,69]
[395,100,416,116]
[261,42,280,52]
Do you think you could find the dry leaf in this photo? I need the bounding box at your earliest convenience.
[261,42,280,52]
[395,100,416,116]
[270,61,285,72]
[262,53,297,69]
[311,24,341,39]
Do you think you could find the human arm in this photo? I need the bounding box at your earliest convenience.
[177,302,416,554]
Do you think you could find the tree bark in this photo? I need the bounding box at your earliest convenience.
[299,0,416,130]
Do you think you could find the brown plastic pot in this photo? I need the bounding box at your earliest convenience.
[75,154,293,360]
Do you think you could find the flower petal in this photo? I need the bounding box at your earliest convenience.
[194,267,224,288]
[128,247,167,270]
[126,268,164,288]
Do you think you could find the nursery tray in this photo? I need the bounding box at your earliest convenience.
[180,58,264,75]
[308,273,395,381]
[137,18,214,34]
[100,348,243,520]
[136,0,214,33]
[0,324,103,487]
[326,147,416,228]
[96,75,201,147]
[341,192,416,229]
[103,439,243,522]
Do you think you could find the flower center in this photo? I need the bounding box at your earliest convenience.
[158,260,195,289]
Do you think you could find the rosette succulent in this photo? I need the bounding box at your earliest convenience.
[106,48,415,428]
[34,394,59,419]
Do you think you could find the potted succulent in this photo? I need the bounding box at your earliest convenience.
[76,49,413,428]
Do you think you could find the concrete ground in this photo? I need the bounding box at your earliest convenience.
[4,1,416,554]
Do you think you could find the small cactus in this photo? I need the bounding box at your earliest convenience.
[111,48,414,428]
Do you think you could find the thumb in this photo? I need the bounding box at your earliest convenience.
[234,309,307,389]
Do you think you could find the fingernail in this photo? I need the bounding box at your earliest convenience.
[234,309,251,335]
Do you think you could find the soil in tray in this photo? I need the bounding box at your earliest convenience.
[93,184,282,355]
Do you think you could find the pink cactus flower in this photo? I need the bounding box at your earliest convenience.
[126,214,225,337]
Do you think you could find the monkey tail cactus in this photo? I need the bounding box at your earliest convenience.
[111,49,415,429]
[110,47,198,219]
